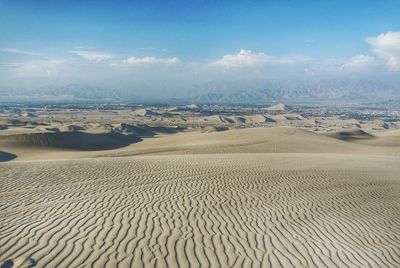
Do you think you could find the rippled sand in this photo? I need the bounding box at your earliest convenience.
[1,154,399,267]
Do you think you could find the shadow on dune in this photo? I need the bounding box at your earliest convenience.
[327,129,375,141]
[2,132,142,151]
[0,260,13,268]
[0,257,36,268]
[0,151,17,162]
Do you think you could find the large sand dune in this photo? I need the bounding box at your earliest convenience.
[1,126,400,267]
[107,127,400,157]
[1,127,399,161]
[1,154,400,267]
[0,131,142,161]
[0,131,141,150]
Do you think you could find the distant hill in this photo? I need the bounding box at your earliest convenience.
[191,79,400,104]
[1,78,399,105]
[264,103,286,112]
[0,84,141,103]
[132,108,160,117]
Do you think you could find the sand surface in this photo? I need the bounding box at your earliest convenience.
[1,127,400,161]
[1,126,400,267]
[1,154,400,267]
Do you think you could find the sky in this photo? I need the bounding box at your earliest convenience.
[0,0,399,98]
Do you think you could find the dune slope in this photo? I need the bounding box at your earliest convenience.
[1,127,399,161]
[1,154,399,267]
[0,131,141,151]
[2,127,399,161]
[107,127,400,157]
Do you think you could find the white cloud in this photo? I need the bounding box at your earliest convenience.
[70,50,117,62]
[341,54,375,69]
[0,47,42,56]
[210,49,309,68]
[126,56,179,65]
[366,31,400,71]
[70,50,179,65]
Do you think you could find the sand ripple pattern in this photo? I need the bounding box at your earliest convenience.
[1,154,400,267]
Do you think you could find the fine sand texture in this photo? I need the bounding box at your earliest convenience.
[1,154,400,267]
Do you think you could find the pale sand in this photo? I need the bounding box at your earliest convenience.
[1,127,399,161]
[1,154,400,267]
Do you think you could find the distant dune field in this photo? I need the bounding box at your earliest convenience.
[1,154,400,267]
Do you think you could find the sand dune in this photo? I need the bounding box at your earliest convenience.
[115,123,183,137]
[375,129,400,137]
[108,127,400,157]
[241,114,268,123]
[0,131,141,151]
[186,126,230,133]
[264,103,286,112]
[1,154,399,267]
[133,108,160,117]
[328,129,400,147]
[1,127,399,161]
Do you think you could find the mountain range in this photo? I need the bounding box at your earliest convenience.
[1,78,399,105]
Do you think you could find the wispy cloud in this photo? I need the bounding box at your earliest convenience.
[70,50,179,65]
[210,49,309,68]
[125,56,179,65]
[0,47,42,56]
[70,50,117,62]
[367,31,400,71]
[341,54,375,69]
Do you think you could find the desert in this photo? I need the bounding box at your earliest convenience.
[2,1,400,267]
[1,103,400,267]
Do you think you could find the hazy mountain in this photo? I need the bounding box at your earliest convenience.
[1,78,399,105]
[0,84,141,103]
[191,79,400,104]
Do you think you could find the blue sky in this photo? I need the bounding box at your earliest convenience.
[0,0,399,95]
